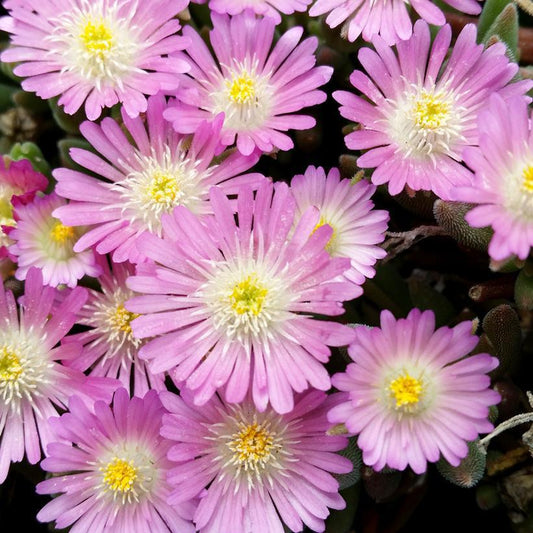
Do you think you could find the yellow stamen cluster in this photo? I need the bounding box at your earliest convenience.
[413,91,450,130]
[102,457,137,495]
[79,19,113,57]
[0,347,23,383]
[389,372,423,409]
[522,165,533,192]
[227,73,256,104]
[230,275,268,316]
[147,172,180,205]
[50,222,75,243]
[108,305,139,335]
[228,422,275,468]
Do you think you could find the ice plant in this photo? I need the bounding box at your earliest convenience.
[164,11,333,156]
[334,21,532,200]
[161,389,352,533]
[53,94,263,264]
[0,267,117,483]
[328,309,500,474]
[127,182,358,414]
[8,193,100,287]
[37,388,195,532]
[64,258,163,397]
[309,0,481,44]
[0,0,191,120]
[290,166,388,291]
[208,0,312,23]
[0,157,48,257]
[455,95,533,261]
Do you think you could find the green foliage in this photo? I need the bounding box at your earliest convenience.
[477,0,514,41]
[482,4,519,62]
[437,440,487,488]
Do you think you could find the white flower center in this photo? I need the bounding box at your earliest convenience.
[47,0,140,86]
[199,262,292,345]
[97,444,158,505]
[40,218,81,261]
[210,61,274,131]
[0,328,52,413]
[115,147,207,235]
[388,85,465,162]
[209,406,289,490]
[82,287,142,361]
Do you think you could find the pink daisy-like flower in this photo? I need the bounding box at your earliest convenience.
[309,0,481,45]
[37,388,195,532]
[328,309,500,474]
[9,192,100,287]
[127,182,358,414]
[164,11,333,156]
[0,0,190,120]
[0,267,117,483]
[64,257,163,397]
[0,157,48,258]
[208,0,311,24]
[334,21,532,200]
[454,95,533,261]
[53,94,264,264]
[290,166,388,291]
[161,389,352,533]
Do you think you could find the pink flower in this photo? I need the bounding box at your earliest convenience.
[9,193,100,287]
[0,267,117,483]
[37,388,195,532]
[290,166,388,290]
[334,21,532,200]
[309,0,481,44]
[0,157,48,258]
[64,257,164,397]
[0,0,190,120]
[164,11,333,156]
[161,389,352,533]
[53,94,264,264]
[127,182,358,414]
[455,95,533,261]
[328,309,500,474]
[208,0,311,24]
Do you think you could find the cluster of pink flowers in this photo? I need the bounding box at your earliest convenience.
[0,0,514,531]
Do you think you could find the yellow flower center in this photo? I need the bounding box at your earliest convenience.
[522,165,533,192]
[311,216,336,254]
[50,222,75,243]
[228,422,275,467]
[109,305,139,335]
[389,372,423,408]
[102,457,137,494]
[147,172,180,206]
[79,19,113,57]
[227,73,256,104]
[230,275,268,316]
[413,91,450,130]
[0,347,23,383]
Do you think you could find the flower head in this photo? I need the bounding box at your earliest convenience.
[0,0,191,120]
[290,166,388,289]
[53,94,264,264]
[9,192,100,287]
[455,95,533,261]
[0,157,48,258]
[164,11,333,156]
[335,21,532,200]
[309,0,481,45]
[37,388,195,532]
[127,182,358,414]
[328,309,500,474]
[209,0,311,23]
[0,267,117,483]
[161,389,352,533]
[64,257,163,397]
